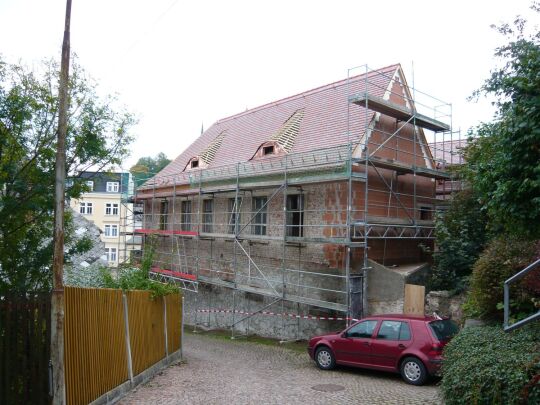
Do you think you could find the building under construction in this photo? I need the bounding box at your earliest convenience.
[134,64,461,339]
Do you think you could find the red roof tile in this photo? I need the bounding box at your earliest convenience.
[429,139,467,167]
[154,64,401,182]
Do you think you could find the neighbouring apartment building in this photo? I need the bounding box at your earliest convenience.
[135,64,455,338]
[69,172,142,267]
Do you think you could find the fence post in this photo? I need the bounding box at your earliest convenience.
[163,296,169,358]
[122,293,134,383]
[181,295,185,359]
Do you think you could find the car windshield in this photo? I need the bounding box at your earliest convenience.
[428,319,459,341]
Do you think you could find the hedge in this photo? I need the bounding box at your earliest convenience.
[441,324,540,405]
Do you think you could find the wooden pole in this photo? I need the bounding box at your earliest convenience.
[51,0,72,403]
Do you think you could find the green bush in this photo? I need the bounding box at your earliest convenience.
[465,237,538,320]
[441,324,540,405]
[430,190,489,292]
[101,236,179,298]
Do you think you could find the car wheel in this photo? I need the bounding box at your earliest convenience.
[315,346,335,370]
[400,357,428,385]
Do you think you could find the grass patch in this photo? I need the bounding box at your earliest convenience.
[185,327,308,354]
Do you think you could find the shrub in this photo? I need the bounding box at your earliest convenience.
[441,324,540,405]
[430,190,489,291]
[101,236,179,298]
[465,237,538,320]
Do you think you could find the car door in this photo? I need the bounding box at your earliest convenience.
[331,320,378,366]
[370,320,412,370]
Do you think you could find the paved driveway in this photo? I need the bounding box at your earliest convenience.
[120,333,442,404]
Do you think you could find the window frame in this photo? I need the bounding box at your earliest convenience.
[79,202,93,215]
[263,145,275,155]
[202,199,213,233]
[105,247,117,262]
[159,199,169,231]
[251,196,267,236]
[286,194,304,237]
[104,224,119,237]
[85,180,94,191]
[105,202,119,216]
[227,198,242,234]
[181,200,192,231]
[106,181,120,193]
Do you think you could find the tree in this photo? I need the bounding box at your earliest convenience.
[130,152,171,188]
[0,57,135,293]
[430,190,489,291]
[463,5,540,239]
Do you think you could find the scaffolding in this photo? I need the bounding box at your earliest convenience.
[134,65,463,337]
[117,172,143,267]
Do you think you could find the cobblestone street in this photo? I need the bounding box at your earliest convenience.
[120,333,442,405]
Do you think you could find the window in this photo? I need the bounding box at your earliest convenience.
[159,199,169,230]
[263,145,275,155]
[79,202,93,215]
[106,182,119,192]
[286,194,304,237]
[190,159,199,169]
[105,247,117,262]
[105,203,119,216]
[420,206,432,220]
[202,199,213,233]
[104,224,119,237]
[181,200,192,231]
[376,321,411,341]
[252,197,267,236]
[399,322,411,340]
[345,320,378,339]
[85,180,94,191]
[228,198,242,234]
[428,320,459,341]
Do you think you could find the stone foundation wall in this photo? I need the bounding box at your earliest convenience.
[183,285,347,340]
[425,290,466,322]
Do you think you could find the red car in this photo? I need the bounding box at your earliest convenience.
[307,314,458,385]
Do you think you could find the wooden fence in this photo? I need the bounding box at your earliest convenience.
[64,287,182,405]
[0,293,51,405]
[0,288,182,405]
[64,287,128,405]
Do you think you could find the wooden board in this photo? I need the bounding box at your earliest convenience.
[404,284,425,316]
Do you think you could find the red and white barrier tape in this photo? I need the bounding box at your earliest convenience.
[196,308,358,322]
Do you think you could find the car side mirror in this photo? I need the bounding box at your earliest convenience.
[341,332,348,338]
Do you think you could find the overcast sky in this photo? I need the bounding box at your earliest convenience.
[1,0,538,171]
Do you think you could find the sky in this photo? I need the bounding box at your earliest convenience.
[1,0,538,171]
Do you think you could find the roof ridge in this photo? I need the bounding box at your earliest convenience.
[215,64,400,125]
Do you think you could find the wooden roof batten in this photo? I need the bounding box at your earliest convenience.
[349,93,450,132]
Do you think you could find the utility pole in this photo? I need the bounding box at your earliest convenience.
[51,0,72,403]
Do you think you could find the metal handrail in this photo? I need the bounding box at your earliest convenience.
[503,258,540,332]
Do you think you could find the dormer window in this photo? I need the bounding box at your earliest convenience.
[185,156,207,171]
[263,145,275,156]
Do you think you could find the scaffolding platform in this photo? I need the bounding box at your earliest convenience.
[354,156,452,180]
[349,93,450,132]
[149,267,198,292]
[197,274,347,312]
[150,267,197,281]
[134,229,199,237]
